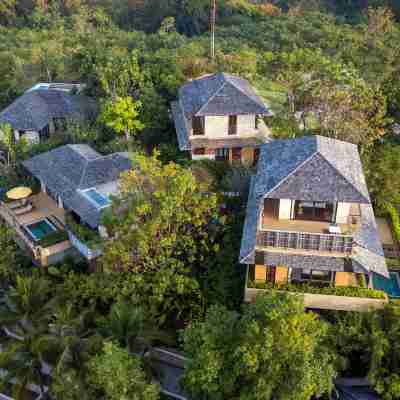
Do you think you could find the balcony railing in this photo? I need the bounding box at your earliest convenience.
[256,229,354,254]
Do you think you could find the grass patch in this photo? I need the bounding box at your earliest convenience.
[38,230,69,248]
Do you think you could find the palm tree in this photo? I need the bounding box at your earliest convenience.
[99,300,174,355]
[39,304,100,400]
[0,275,53,334]
[0,312,51,399]
[0,275,54,399]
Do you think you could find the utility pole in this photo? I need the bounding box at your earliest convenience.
[210,0,216,61]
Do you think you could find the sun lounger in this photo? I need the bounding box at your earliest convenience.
[13,203,33,215]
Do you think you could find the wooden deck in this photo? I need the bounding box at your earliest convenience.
[15,192,66,226]
[0,192,72,265]
[261,199,353,234]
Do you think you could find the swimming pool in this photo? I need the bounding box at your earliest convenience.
[373,271,400,298]
[82,188,111,209]
[25,218,57,241]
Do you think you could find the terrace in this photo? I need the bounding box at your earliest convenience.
[0,191,73,266]
[257,199,360,255]
[245,265,388,312]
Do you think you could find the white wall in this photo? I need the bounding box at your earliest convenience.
[279,199,292,220]
[336,202,351,224]
[199,115,258,138]
[22,131,40,144]
[192,154,215,160]
[204,116,229,137]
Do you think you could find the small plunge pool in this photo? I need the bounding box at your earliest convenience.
[25,218,57,242]
[373,271,400,299]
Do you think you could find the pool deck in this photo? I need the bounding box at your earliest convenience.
[16,192,66,226]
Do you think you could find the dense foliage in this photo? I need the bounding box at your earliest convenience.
[0,1,400,399]
[181,292,337,400]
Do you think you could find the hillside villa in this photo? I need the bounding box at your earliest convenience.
[240,135,390,312]
[0,83,96,144]
[171,72,273,164]
[0,144,131,266]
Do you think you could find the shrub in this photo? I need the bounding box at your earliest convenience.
[38,230,69,248]
[248,280,387,299]
[385,203,400,244]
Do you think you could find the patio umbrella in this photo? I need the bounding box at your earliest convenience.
[6,186,32,200]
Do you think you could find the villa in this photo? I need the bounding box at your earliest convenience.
[240,135,389,312]
[0,83,96,144]
[171,73,273,164]
[0,144,131,266]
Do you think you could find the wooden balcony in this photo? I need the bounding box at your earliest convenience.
[258,199,357,255]
[257,230,354,254]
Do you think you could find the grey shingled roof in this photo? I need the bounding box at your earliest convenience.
[240,135,389,278]
[171,101,191,151]
[0,90,96,132]
[179,73,272,117]
[255,135,371,203]
[23,145,131,228]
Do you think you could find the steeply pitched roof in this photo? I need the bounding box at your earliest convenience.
[255,135,371,203]
[23,145,131,228]
[239,135,388,278]
[171,101,191,151]
[0,89,96,132]
[179,73,272,117]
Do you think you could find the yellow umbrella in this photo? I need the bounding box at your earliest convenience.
[6,187,32,200]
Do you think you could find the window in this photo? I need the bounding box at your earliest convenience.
[228,115,237,135]
[215,148,229,161]
[300,269,332,282]
[192,116,205,136]
[294,200,336,222]
[193,147,205,155]
[39,125,50,141]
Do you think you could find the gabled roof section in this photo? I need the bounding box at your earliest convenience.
[179,73,272,118]
[0,89,96,132]
[23,144,131,228]
[255,136,370,204]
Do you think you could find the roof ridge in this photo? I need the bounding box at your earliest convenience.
[195,80,227,116]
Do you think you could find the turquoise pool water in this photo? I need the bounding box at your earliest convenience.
[25,219,56,241]
[373,272,400,298]
[83,189,110,208]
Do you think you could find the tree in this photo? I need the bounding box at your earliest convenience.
[329,305,400,400]
[101,152,218,323]
[94,51,143,100]
[87,341,160,400]
[181,292,336,400]
[0,123,28,166]
[102,152,218,274]
[99,300,173,353]
[0,224,20,286]
[99,96,145,141]
[362,141,400,211]
[0,275,54,399]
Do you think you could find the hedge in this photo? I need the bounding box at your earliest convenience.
[248,280,387,299]
[38,230,69,248]
[385,203,400,244]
